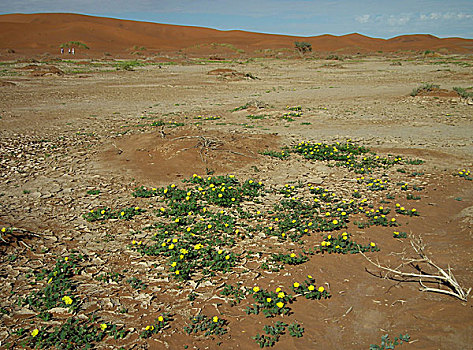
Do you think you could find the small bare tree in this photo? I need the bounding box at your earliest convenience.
[360,236,470,302]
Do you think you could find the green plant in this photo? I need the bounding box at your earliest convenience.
[25,317,126,349]
[260,149,290,159]
[393,231,407,239]
[253,321,287,348]
[83,206,144,222]
[370,333,410,349]
[21,255,83,316]
[291,275,330,300]
[140,314,172,338]
[410,83,439,96]
[288,322,304,337]
[184,315,227,336]
[453,87,473,99]
[86,189,100,195]
[115,60,143,71]
[456,169,472,180]
[127,277,147,290]
[245,286,293,317]
[220,283,246,306]
[316,232,380,254]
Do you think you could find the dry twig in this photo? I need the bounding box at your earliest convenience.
[359,236,471,302]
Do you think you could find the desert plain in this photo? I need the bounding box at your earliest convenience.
[0,14,473,350]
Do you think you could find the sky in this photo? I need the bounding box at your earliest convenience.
[1,0,472,39]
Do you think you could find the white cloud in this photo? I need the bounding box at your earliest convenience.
[355,14,370,23]
[387,14,411,26]
[420,11,473,21]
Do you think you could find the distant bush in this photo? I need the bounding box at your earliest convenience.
[115,60,144,71]
[60,41,89,49]
[294,41,312,55]
[410,83,439,96]
[453,87,473,99]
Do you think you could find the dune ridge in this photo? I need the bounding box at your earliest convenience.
[1,13,473,56]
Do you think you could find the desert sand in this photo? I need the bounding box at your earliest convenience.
[0,13,472,350]
[1,13,473,59]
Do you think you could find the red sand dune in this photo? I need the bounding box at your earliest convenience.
[1,13,473,57]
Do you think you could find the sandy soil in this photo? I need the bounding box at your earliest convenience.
[0,55,472,349]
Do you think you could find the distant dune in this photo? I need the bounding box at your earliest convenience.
[1,13,473,57]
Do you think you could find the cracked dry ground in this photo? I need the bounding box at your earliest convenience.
[0,56,472,349]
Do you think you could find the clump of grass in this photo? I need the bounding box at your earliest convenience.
[410,83,439,96]
[453,87,473,99]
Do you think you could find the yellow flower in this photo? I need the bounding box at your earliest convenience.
[194,243,203,250]
[100,323,107,331]
[158,316,164,322]
[277,292,285,298]
[132,240,136,245]
[318,286,325,292]
[308,285,315,291]
[253,286,260,292]
[391,218,396,222]
[175,270,180,275]
[62,296,73,305]
[218,250,223,254]
[266,297,272,303]
[47,277,53,284]
[64,257,69,262]
[276,302,284,308]
[172,238,178,243]
[213,316,219,323]
[275,287,281,293]
[307,275,312,279]
[1,227,5,232]
[120,211,125,216]
[225,255,230,260]
[168,244,175,249]
[31,328,39,337]
[290,253,296,258]
[293,282,300,288]
[370,242,376,247]
[135,206,140,210]
[171,262,177,267]
[101,210,105,214]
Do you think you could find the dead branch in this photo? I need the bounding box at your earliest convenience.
[359,236,471,302]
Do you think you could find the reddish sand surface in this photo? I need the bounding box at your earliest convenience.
[1,13,473,59]
[0,13,473,350]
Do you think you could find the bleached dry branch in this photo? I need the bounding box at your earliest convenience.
[360,236,471,302]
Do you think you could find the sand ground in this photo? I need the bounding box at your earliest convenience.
[0,56,472,349]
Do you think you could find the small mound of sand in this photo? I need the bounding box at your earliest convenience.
[98,128,279,184]
[208,68,258,81]
[0,81,16,86]
[19,64,65,76]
